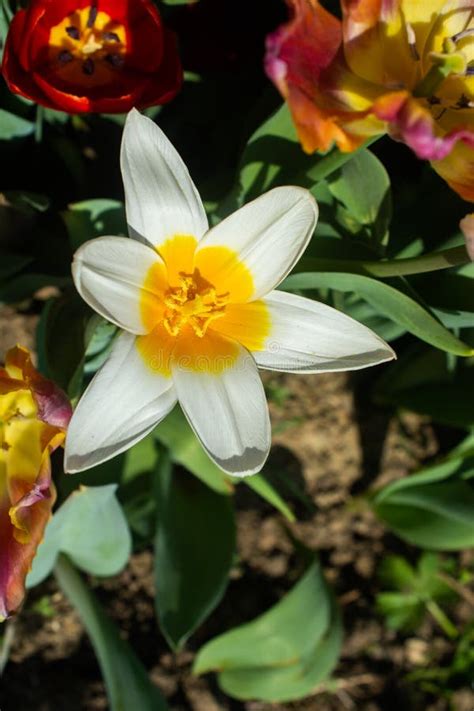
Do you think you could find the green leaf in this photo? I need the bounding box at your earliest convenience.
[376,553,457,631]
[340,295,406,341]
[328,149,391,243]
[282,272,473,356]
[0,253,32,281]
[194,560,342,702]
[375,347,474,427]
[154,455,236,650]
[27,485,131,587]
[376,591,424,631]
[154,406,234,495]
[0,110,34,140]
[36,291,95,397]
[55,555,168,711]
[62,199,126,250]
[84,317,118,375]
[220,103,376,213]
[373,456,474,550]
[245,472,295,522]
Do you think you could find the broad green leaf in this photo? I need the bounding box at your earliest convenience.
[55,555,168,711]
[194,560,342,702]
[282,272,473,356]
[194,560,330,674]
[84,317,117,375]
[373,458,474,550]
[0,109,34,140]
[154,406,234,495]
[328,149,391,243]
[154,456,236,650]
[62,199,126,250]
[220,103,376,213]
[27,485,131,587]
[154,407,299,518]
[219,604,342,702]
[340,295,406,341]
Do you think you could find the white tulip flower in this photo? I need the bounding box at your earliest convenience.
[65,109,395,477]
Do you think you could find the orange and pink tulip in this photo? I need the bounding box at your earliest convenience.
[265,0,474,201]
[0,346,71,620]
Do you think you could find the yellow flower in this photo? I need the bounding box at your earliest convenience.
[265,0,474,201]
[0,346,71,619]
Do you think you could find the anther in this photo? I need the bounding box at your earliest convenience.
[452,28,474,43]
[456,93,471,108]
[406,23,420,61]
[58,50,73,64]
[82,58,95,75]
[103,31,120,42]
[105,53,125,68]
[87,2,98,28]
[65,26,80,40]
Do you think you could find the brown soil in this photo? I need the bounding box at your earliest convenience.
[0,306,472,711]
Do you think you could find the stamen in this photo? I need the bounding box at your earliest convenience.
[456,94,471,109]
[466,63,474,76]
[103,31,120,42]
[105,53,125,68]
[65,26,80,40]
[452,28,474,43]
[82,58,95,75]
[406,23,420,61]
[162,273,229,338]
[58,50,73,64]
[87,2,98,28]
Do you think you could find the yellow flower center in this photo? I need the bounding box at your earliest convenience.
[136,235,271,375]
[419,7,474,117]
[48,5,126,85]
[163,272,229,338]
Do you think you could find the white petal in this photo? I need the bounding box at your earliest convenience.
[72,236,162,334]
[196,186,317,300]
[172,346,271,477]
[254,290,396,372]
[65,332,177,472]
[121,109,208,248]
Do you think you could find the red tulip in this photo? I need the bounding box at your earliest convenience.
[2,0,182,113]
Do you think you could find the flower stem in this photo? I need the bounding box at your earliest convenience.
[35,105,44,144]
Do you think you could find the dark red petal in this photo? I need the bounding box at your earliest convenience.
[1,16,53,106]
[137,29,183,108]
[32,68,146,112]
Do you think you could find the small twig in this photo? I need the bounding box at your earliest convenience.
[437,571,474,608]
[338,589,361,606]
